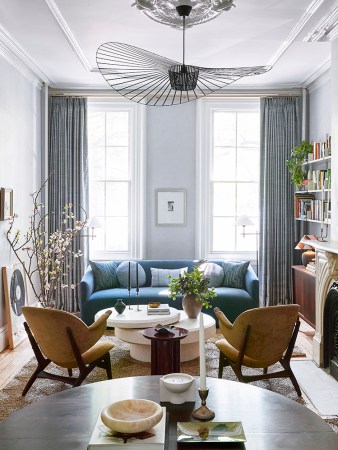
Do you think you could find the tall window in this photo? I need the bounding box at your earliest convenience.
[87,100,144,260]
[196,99,260,261]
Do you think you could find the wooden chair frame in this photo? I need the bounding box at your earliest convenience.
[22,321,112,396]
[218,318,302,396]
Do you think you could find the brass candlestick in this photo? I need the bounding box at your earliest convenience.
[192,388,215,421]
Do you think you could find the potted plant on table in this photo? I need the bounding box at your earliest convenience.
[168,266,216,318]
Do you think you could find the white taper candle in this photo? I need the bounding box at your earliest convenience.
[199,312,206,390]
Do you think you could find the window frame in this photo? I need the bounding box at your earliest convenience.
[196,98,260,261]
[88,99,146,260]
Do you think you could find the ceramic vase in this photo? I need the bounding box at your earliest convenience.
[114,299,126,315]
[182,294,202,319]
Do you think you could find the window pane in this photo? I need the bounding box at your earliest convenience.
[236,228,257,251]
[106,217,128,251]
[212,217,236,251]
[89,147,105,180]
[88,112,105,146]
[89,182,105,216]
[214,112,236,146]
[106,112,129,146]
[90,218,105,252]
[213,183,236,216]
[237,147,259,181]
[106,147,128,180]
[237,183,259,216]
[213,147,236,181]
[106,182,128,216]
[237,113,260,147]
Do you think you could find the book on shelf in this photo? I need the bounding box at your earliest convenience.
[87,407,167,450]
[147,304,170,315]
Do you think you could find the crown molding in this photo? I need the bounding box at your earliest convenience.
[44,0,94,72]
[0,24,50,87]
[268,0,326,66]
[302,58,331,89]
[304,1,338,42]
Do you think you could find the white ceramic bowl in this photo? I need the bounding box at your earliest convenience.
[161,373,194,393]
[101,399,163,434]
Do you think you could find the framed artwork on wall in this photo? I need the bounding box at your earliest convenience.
[2,263,27,349]
[0,188,13,221]
[156,189,186,226]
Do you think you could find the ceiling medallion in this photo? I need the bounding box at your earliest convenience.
[131,0,236,29]
[96,3,271,106]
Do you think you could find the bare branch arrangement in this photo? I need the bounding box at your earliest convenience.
[6,178,87,308]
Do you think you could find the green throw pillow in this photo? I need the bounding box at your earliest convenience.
[222,261,249,289]
[89,260,119,291]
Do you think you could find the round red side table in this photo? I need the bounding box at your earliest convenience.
[142,326,188,375]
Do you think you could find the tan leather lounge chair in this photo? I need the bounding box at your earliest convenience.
[214,305,301,396]
[21,306,114,396]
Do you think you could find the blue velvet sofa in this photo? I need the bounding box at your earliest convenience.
[79,259,259,326]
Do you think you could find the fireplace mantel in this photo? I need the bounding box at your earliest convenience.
[306,240,338,365]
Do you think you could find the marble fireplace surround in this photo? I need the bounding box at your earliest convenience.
[309,240,338,366]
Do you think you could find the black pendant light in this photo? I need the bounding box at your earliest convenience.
[96,4,271,106]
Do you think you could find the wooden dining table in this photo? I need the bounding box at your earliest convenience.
[0,376,337,449]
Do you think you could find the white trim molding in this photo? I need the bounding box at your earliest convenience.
[44,0,94,72]
[0,325,9,352]
[304,2,338,42]
[268,0,326,66]
[0,24,50,86]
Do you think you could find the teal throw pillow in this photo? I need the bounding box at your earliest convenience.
[151,267,188,287]
[89,260,119,292]
[199,262,224,287]
[222,261,250,289]
[117,261,146,288]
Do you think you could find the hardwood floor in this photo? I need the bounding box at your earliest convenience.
[0,318,314,390]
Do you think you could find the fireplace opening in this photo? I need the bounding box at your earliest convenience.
[323,282,338,381]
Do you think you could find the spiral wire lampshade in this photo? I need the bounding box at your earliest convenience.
[96,4,271,106]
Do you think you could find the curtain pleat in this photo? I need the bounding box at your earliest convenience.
[260,97,301,306]
[48,97,89,312]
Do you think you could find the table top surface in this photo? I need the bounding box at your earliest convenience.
[0,376,337,450]
[96,304,181,328]
[96,306,216,331]
[142,326,189,341]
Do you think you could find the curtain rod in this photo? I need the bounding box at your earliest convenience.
[49,91,303,99]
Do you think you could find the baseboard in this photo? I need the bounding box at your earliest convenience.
[0,325,9,352]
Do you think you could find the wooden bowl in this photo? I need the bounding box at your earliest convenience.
[101,399,163,433]
[148,302,161,308]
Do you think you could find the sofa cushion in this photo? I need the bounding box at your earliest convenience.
[199,262,224,287]
[222,261,250,289]
[151,267,187,287]
[117,261,146,288]
[89,260,119,291]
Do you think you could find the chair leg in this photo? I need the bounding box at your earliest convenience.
[104,352,112,379]
[263,368,268,374]
[218,352,229,379]
[22,358,51,396]
[68,369,73,376]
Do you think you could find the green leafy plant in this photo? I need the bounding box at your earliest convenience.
[168,266,216,309]
[6,178,87,308]
[286,141,313,188]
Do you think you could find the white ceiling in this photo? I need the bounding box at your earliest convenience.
[0,0,336,89]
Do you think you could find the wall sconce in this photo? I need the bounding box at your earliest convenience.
[235,215,259,276]
[83,216,102,240]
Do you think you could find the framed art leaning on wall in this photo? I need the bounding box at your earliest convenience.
[0,188,13,221]
[156,189,186,226]
[2,263,27,349]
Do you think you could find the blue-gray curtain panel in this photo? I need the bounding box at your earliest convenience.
[260,97,301,306]
[48,97,89,312]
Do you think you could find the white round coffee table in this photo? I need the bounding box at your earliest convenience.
[95,306,216,362]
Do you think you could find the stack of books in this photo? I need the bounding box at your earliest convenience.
[147,304,170,315]
[306,261,316,274]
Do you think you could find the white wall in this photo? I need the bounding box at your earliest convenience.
[331,40,338,241]
[146,102,196,259]
[0,57,42,350]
